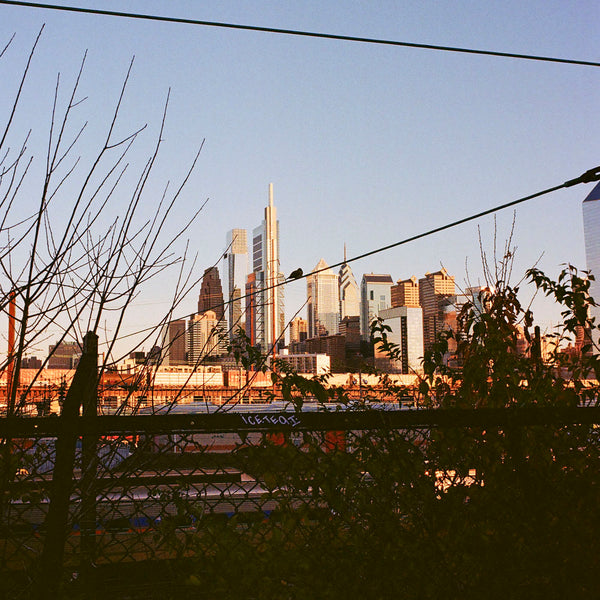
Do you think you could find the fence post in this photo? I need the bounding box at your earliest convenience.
[80,332,99,596]
[35,332,98,600]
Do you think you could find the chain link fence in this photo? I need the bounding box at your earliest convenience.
[2,407,600,599]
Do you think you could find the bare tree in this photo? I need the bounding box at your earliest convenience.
[0,28,206,417]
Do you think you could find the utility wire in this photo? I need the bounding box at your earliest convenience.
[111,166,600,347]
[1,0,599,68]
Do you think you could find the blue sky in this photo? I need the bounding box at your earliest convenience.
[1,1,599,356]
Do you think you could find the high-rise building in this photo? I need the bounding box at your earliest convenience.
[224,229,248,338]
[198,266,225,322]
[251,184,284,354]
[391,276,420,308]
[376,306,424,374]
[245,272,258,346]
[161,319,187,366]
[307,258,340,338]
[419,268,455,351]
[360,273,394,340]
[339,245,360,318]
[583,182,600,338]
[187,310,227,365]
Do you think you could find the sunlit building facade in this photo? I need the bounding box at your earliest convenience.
[583,181,600,345]
[360,273,394,340]
[307,258,340,338]
[375,306,424,374]
[339,246,360,319]
[251,184,285,354]
[419,268,455,351]
[224,229,248,338]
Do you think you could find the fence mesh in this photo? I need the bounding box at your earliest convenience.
[2,410,600,599]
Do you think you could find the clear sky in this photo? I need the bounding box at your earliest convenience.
[1,1,599,358]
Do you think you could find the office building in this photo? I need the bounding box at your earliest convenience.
[360,273,394,340]
[251,184,285,354]
[583,181,600,343]
[419,268,455,351]
[289,317,308,344]
[339,245,360,318]
[198,266,225,322]
[307,258,340,338]
[224,229,248,338]
[47,341,81,369]
[339,315,361,353]
[161,319,187,366]
[187,311,227,365]
[245,272,258,346]
[375,306,424,374]
[391,276,420,308]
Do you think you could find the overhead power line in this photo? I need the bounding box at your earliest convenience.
[1,0,599,68]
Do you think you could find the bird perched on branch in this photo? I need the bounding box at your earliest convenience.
[288,268,303,280]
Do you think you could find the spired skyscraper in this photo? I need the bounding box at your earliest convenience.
[338,245,360,319]
[582,181,600,337]
[198,266,225,321]
[251,184,285,354]
[224,229,248,338]
[307,258,340,338]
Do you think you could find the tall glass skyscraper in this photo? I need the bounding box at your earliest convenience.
[582,182,600,335]
[251,184,284,354]
[360,274,394,340]
[224,229,248,339]
[307,258,340,338]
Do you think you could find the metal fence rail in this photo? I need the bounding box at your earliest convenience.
[2,407,600,599]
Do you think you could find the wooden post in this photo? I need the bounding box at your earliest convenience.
[35,332,98,599]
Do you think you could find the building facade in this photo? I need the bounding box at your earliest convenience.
[198,266,225,322]
[583,181,600,345]
[339,246,360,319]
[360,273,394,340]
[307,258,340,338]
[251,184,285,354]
[289,317,308,344]
[47,341,81,369]
[224,229,248,338]
[161,319,187,366]
[187,311,227,365]
[419,268,455,351]
[375,306,424,374]
[391,276,420,308]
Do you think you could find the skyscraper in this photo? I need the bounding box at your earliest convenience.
[251,184,284,354]
[289,317,308,344]
[391,276,420,308]
[419,268,455,351]
[360,273,394,340]
[224,229,248,338]
[339,245,360,319]
[376,306,424,374]
[187,310,227,364]
[307,258,340,338]
[583,182,600,346]
[161,319,187,366]
[198,266,225,322]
